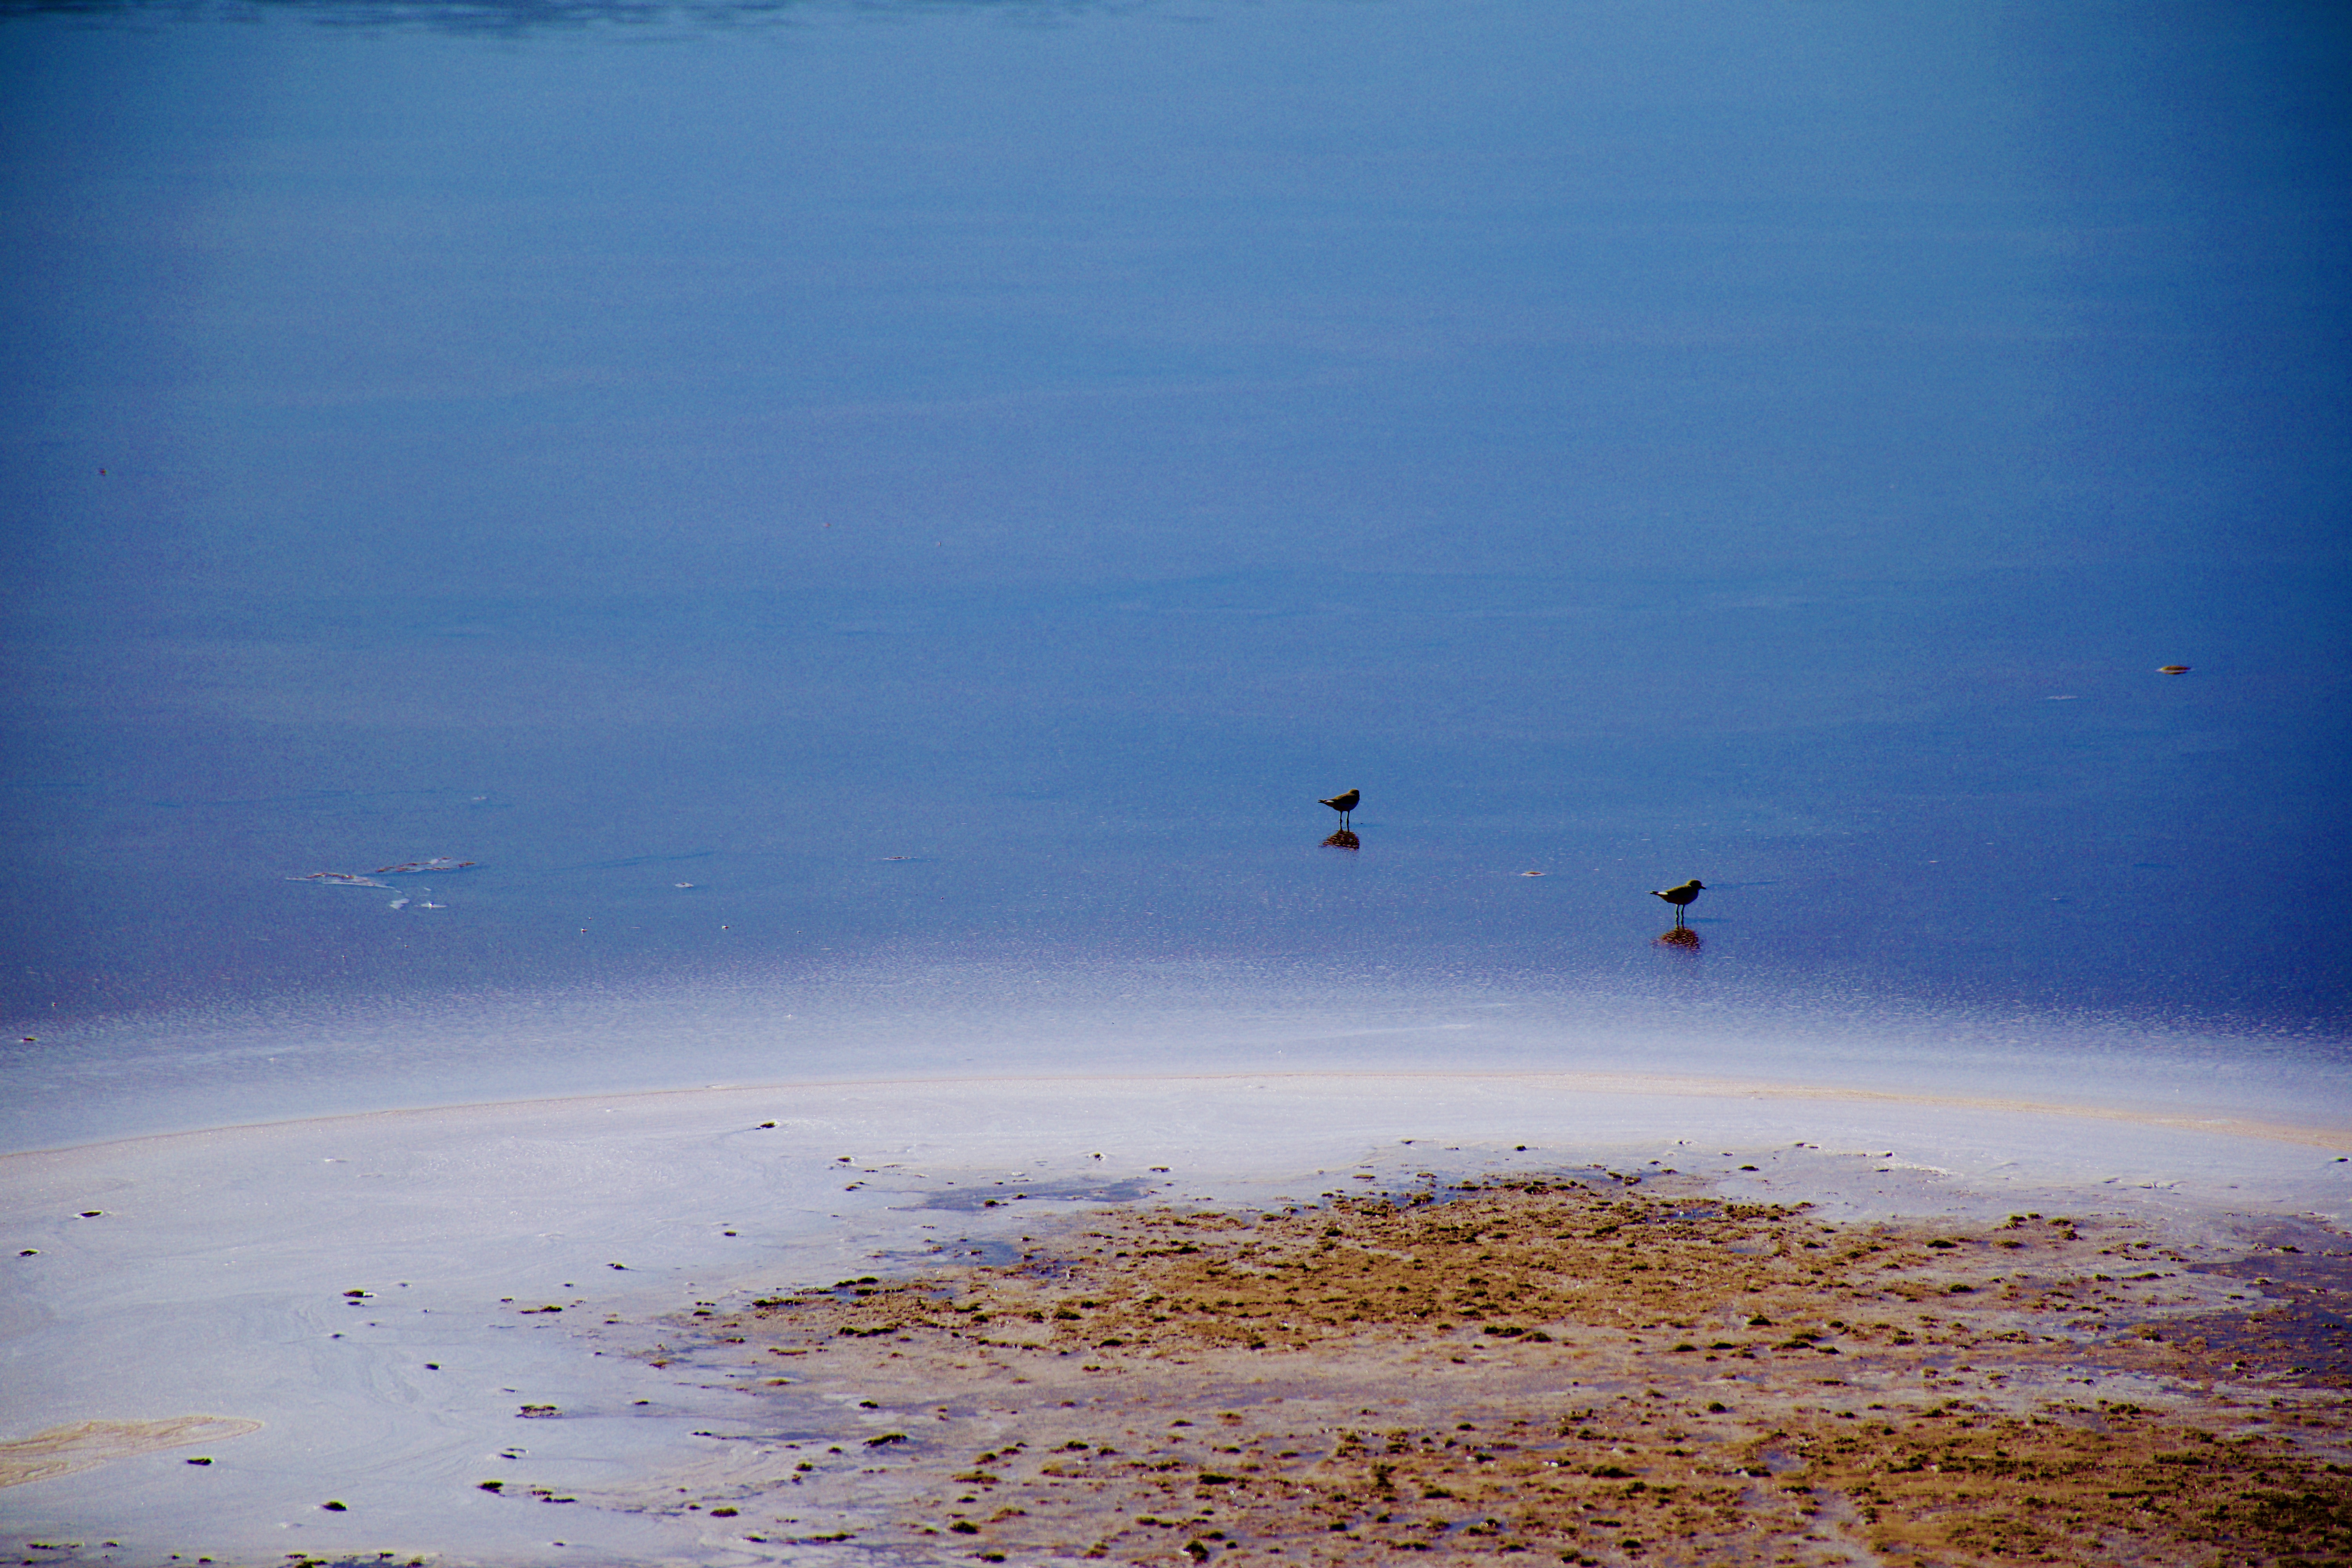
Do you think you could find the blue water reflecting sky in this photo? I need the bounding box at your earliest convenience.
[3,0,2346,1089]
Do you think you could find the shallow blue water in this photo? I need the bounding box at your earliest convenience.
[2,0,2346,1143]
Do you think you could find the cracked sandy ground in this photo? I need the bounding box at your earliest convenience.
[591,1171,2351,1566]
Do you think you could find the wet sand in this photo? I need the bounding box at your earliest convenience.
[608,1167,2352,1566]
[0,1419,261,1491]
[5,1076,2347,1565]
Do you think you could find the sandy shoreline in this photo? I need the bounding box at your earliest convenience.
[599,1163,2352,1566]
[12,1067,2349,1166]
[4,1074,2348,1565]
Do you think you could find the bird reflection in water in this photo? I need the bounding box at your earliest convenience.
[1322,829,1361,851]
[1655,926,1702,951]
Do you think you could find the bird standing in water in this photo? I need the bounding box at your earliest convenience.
[1650,879,1705,926]
[1319,788,1361,826]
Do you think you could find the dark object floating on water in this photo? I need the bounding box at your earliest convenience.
[518,1405,561,1418]
[18,1249,36,1256]
[1321,829,1359,851]
[478,1480,505,1492]
[2158,665,2191,674]
[1650,878,1705,926]
[321,1500,347,1512]
[78,1210,103,1218]
[186,1456,212,1464]
[287,871,391,888]
[1318,788,1360,825]
[375,858,476,874]
[1521,870,1544,876]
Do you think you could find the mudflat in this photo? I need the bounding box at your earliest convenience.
[603,1168,2351,1566]
[0,1419,261,1491]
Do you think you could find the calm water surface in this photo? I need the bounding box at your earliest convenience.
[3,0,2347,1144]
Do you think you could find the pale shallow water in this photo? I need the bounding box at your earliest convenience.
[3,1069,2346,1563]
[9,955,2346,1156]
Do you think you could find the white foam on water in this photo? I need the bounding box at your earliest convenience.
[3,1063,2347,1564]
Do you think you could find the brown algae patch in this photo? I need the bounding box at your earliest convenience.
[0,1417,263,1489]
[615,1174,2352,1564]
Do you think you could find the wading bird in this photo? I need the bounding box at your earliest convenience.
[1650,879,1705,926]
[1319,788,1360,826]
